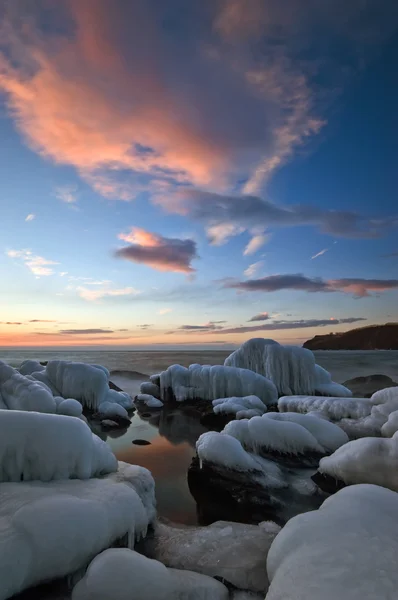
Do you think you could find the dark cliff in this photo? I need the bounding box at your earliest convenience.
[303,323,398,350]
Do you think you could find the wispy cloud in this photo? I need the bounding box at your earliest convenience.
[244,261,264,278]
[29,319,57,323]
[6,249,59,276]
[25,214,35,222]
[311,248,329,260]
[225,273,398,298]
[55,186,78,204]
[382,251,398,258]
[248,312,269,322]
[77,285,140,302]
[59,328,114,335]
[139,324,153,329]
[116,228,198,273]
[0,322,23,325]
[158,308,172,315]
[243,234,270,256]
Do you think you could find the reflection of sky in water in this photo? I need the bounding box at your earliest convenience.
[108,410,205,525]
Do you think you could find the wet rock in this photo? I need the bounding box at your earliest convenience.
[132,439,151,446]
[343,374,398,398]
[101,419,120,429]
[109,380,123,392]
[311,470,347,494]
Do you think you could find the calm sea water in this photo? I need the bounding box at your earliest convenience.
[1,349,397,524]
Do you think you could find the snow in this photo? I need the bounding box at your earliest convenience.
[140,381,162,398]
[19,359,45,376]
[318,432,398,492]
[0,410,117,482]
[31,369,62,395]
[0,361,15,384]
[0,465,156,600]
[159,363,277,405]
[196,431,262,472]
[105,388,134,410]
[1,371,57,413]
[143,520,281,594]
[381,410,398,437]
[212,395,267,419]
[266,484,398,600]
[57,398,83,417]
[278,395,373,420]
[96,401,129,420]
[223,413,348,456]
[136,393,164,408]
[46,361,109,410]
[72,548,229,600]
[224,338,350,397]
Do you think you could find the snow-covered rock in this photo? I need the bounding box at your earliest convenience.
[140,381,162,398]
[96,401,129,421]
[19,359,45,376]
[71,548,228,600]
[57,398,83,417]
[159,364,277,405]
[197,431,265,473]
[266,484,398,600]
[31,369,62,395]
[141,520,281,594]
[0,465,155,600]
[381,410,398,437]
[136,393,164,408]
[46,361,109,410]
[0,410,117,482]
[212,396,267,419]
[1,371,56,413]
[224,338,351,398]
[105,388,134,410]
[0,361,14,384]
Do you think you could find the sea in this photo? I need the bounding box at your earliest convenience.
[2,349,398,526]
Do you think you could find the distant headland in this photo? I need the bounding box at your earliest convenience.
[303,323,398,350]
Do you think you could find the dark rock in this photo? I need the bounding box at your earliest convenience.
[132,439,151,446]
[92,413,131,428]
[303,322,398,350]
[311,471,346,494]
[109,380,123,392]
[343,374,398,398]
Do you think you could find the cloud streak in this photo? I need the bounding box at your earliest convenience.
[311,248,329,260]
[6,249,59,276]
[59,329,114,335]
[77,285,140,302]
[248,312,270,322]
[116,228,198,273]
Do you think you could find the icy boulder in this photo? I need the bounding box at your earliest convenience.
[140,381,162,399]
[0,361,17,383]
[72,548,229,600]
[197,431,266,473]
[95,401,130,423]
[0,410,117,482]
[0,465,156,600]
[136,393,164,408]
[224,338,351,397]
[212,395,267,419]
[1,371,56,413]
[57,398,83,417]
[266,484,398,600]
[316,433,398,493]
[141,520,281,594]
[19,359,45,376]
[105,388,134,410]
[46,361,110,410]
[159,364,277,405]
[31,369,62,395]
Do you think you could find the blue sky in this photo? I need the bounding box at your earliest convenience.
[0,0,397,347]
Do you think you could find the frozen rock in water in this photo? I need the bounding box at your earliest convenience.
[230,593,264,600]
[140,381,161,398]
[136,393,164,408]
[19,359,45,376]
[142,520,280,594]
[212,396,267,419]
[197,431,264,473]
[90,364,110,379]
[97,401,129,419]
[57,398,83,417]
[105,388,134,410]
[266,484,398,600]
[101,419,120,429]
[1,371,56,413]
[159,364,277,405]
[278,395,372,420]
[0,410,117,482]
[46,361,109,410]
[0,465,155,600]
[72,548,228,600]
[316,432,398,493]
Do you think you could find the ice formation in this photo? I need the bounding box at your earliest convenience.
[223,412,348,456]
[31,369,62,395]
[143,520,281,594]
[0,410,117,482]
[197,431,263,472]
[224,338,351,397]
[159,363,277,405]
[45,361,110,410]
[71,548,229,600]
[318,432,398,492]
[1,370,56,413]
[140,381,162,398]
[105,388,134,410]
[136,393,164,408]
[0,465,156,600]
[19,359,45,376]
[212,395,267,419]
[381,410,398,437]
[266,484,398,600]
[96,401,129,421]
[57,398,83,417]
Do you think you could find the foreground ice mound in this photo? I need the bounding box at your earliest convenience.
[212,396,267,419]
[141,520,281,594]
[0,465,156,600]
[159,364,277,405]
[19,359,45,376]
[266,484,398,600]
[46,361,110,410]
[72,548,229,600]
[136,393,164,408]
[0,410,117,482]
[224,338,351,397]
[0,362,56,413]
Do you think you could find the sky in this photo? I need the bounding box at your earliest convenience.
[0,0,398,348]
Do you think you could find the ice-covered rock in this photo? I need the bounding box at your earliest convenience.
[212,396,267,419]
[197,431,265,473]
[266,484,398,600]
[224,338,351,397]
[0,361,14,384]
[0,410,117,482]
[19,359,45,376]
[159,364,277,406]
[105,388,134,410]
[31,369,62,395]
[46,361,109,410]
[316,432,398,493]
[141,520,281,594]
[0,465,155,600]
[136,393,164,408]
[57,398,83,417]
[96,401,129,420]
[381,410,398,437]
[71,548,229,600]
[1,371,56,413]
[140,381,162,398]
